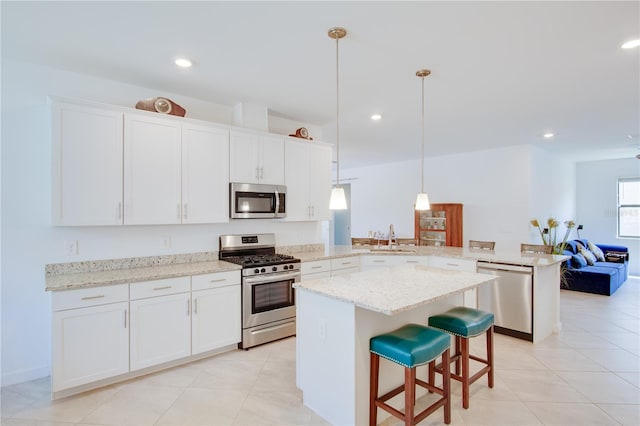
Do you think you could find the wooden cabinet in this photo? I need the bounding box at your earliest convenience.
[52,102,124,226]
[181,123,229,224]
[229,130,284,185]
[285,138,332,221]
[124,113,182,225]
[52,285,129,392]
[129,277,191,371]
[191,272,241,354]
[415,203,463,247]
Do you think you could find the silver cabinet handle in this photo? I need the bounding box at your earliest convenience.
[255,167,260,180]
[341,261,351,265]
[183,203,188,220]
[81,295,105,300]
[446,263,460,267]
[124,309,127,328]
[406,260,419,263]
[194,299,198,315]
[187,299,191,316]
[373,260,385,263]
[311,265,323,269]
[260,167,264,179]
[209,278,227,283]
[311,205,315,217]
[153,286,172,291]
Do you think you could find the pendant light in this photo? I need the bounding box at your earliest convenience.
[328,27,348,210]
[415,69,431,211]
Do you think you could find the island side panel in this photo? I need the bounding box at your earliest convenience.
[533,263,562,343]
[296,289,357,425]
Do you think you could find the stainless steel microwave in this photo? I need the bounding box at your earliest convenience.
[230,183,286,219]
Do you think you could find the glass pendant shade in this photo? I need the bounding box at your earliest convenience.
[415,192,430,211]
[329,186,347,210]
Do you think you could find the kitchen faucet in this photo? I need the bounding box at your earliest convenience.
[388,224,397,248]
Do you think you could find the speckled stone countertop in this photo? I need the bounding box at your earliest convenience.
[293,264,497,315]
[289,245,568,267]
[45,253,241,292]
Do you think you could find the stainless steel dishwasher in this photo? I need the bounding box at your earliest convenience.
[476,261,534,341]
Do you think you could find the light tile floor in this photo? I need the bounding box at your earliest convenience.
[2,278,639,425]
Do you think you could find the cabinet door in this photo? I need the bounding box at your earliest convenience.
[52,302,129,392]
[284,138,311,221]
[308,143,332,220]
[182,124,229,224]
[52,102,123,226]
[130,292,191,371]
[124,114,182,224]
[259,134,285,185]
[229,131,260,183]
[192,285,241,355]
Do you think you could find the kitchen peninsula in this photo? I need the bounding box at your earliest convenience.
[294,264,497,426]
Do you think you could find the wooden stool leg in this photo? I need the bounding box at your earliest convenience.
[370,353,379,426]
[443,348,451,425]
[461,337,470,409]
[487,326,494,388]
[455,336,462,375]
[428,360,435,393]
[405,366,416,426]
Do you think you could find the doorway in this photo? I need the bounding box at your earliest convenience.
[333,183,351,245]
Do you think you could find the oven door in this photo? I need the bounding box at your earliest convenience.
[242,270,299,328]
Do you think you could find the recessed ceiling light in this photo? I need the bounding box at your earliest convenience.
[371,114,382,121]
[175,58,192,68]
[621,39,640,49]
[543,133,554,139]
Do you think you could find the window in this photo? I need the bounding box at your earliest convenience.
[618,178,640,238]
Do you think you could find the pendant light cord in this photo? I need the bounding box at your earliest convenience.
[335,36,341,187]
[421,75,425,193]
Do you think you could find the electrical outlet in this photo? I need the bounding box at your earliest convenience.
[64,240,78,256]
[162,237,172,249]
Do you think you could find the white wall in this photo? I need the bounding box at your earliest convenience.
[343,145,576,252]
[576,158,640,276]
[0,59,324,386]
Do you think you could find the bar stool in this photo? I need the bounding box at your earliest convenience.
[370,324,451,426]
[428,307,494,409]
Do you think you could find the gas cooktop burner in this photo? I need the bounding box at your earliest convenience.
[223,253,300,268]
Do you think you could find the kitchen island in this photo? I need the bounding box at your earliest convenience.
[294,264,497,426]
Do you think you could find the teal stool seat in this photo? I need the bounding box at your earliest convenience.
[428,306,494,337]
[370,324,451,368]
[428,307,495,409]
[369,324,451,425]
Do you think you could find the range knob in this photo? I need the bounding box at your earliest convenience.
[283,265,289,270]
[272,266,278,272]
[261,268,266,273]
[254,268,260,274]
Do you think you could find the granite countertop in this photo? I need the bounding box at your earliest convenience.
[289,245,568,267]
[46,255,241,292]
[293,264,497,315]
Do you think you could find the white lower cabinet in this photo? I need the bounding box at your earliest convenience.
[361,255,396,270]
[427,256,478,308]
[130,278,191,371]
[52,285,129,392]
[330,257,360,276]
[191,280,241,355]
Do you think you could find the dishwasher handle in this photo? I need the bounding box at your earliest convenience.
[477,262,533,274]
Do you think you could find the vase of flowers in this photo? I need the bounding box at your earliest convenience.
[529,218,576,255]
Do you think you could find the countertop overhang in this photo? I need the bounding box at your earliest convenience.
[293,264,497,315]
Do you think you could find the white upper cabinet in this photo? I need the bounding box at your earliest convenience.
[285,137,332,221]
[52,102,124,226]
[181,123,229,224]
[229,130,284,185]
[124,113,182,225]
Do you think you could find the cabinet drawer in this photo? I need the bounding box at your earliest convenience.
[331,256,360,271]
[53,284,129,311]
[362,256,395,267]
[302,260,331,275]
[396,256,429,266]
[428,256,476,272]
[192,270,240,291]
[301,271,331,280]
[130,277,190,300]
[331,266,359,277]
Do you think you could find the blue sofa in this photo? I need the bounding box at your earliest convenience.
[562,239,629,296]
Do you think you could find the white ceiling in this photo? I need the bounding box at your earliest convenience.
[2,1,639,169]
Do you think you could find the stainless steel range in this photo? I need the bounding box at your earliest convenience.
[219,234,300,349]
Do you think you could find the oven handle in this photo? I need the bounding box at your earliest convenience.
[244,271,300,285]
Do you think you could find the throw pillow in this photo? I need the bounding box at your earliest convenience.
[571,253,587,269]
[587,241,605,262]
[578,244,597,266]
